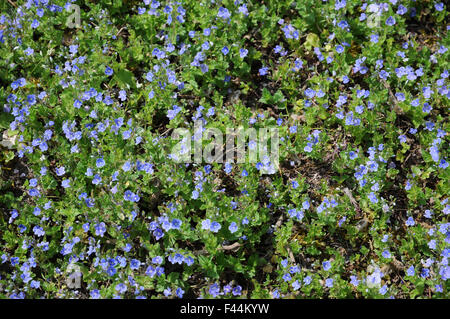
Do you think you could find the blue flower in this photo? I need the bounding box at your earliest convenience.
[411,98,420,107]
[368,192,378,204]
[304,143,313,153]
[122,129,132,139]
[29,188,41,197]
[31,19,40,29]
[152,256,163,264]
[239,48,248,58]
[259,67,269,76]
[29,178,37,187]
[435,3,444,11]
[106,266,116,277]
[176,287,184,298]
[118,90,127,101]
[370,34,379,43]
[153,228,164,240]
[397,5,408,15]
[33,226,45,237]
[92,174,102,185]
[428,240,437,250]
[73,99,82,109]
[130,259,141,270]
[105,66,114,76]
[338,20,349,30]
[350,275,360,287]
[224,162,232,174]
[56,166,65,176]
[325,278,334,288]
[305,88,315,98]
[420,268,430,279]
[123,189,140,202]
[385,16,396,26]
[228,222,238,233]
[95,222,106,237]
[405,217,415,227]
[184,256,194,266]
[232,286,242,296]
[115,283,127,294]
[171,218,182,229]
[167,105,181,120]
[206,107,215,117]
[209,283,221,297]
[430,146,439,162]
[30,280,40,289]
[210,221,221,233]
[201,219,211,230]
[217,7,231,19]
[96,157,105,168]
[61,179,71,188]
[422,103,432,113]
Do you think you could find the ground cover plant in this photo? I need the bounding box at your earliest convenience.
[0,0,448,299]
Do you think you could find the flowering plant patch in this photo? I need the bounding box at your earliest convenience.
[0,0,448,299]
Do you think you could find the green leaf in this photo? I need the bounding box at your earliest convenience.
[114,69,136,89]
[304,33,320,50]
[0,111,13,129]
[259,88,272,104]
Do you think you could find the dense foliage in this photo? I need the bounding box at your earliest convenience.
[0,0,448,299]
